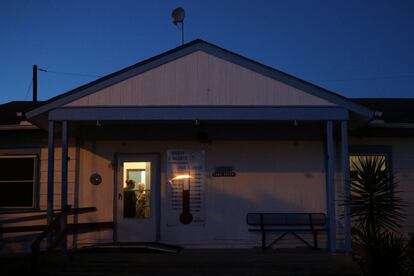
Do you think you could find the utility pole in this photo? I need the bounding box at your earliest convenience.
[33,65,37,102]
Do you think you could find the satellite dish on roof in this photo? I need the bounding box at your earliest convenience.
[171,7,185,45]
[172,7,185,25]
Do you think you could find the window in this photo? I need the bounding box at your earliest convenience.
[349,146,392,194]
[350,154,389,176]
[123,162,151,219]
[0,155,38,208]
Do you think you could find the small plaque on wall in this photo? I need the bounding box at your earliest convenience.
[213,166,236,177]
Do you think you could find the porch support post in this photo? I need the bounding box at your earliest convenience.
[326,120,336,252]
[341,120,352,252]
[61,120,68,251]
[47,121,55,245]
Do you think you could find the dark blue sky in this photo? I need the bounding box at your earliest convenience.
[1,0,413,104]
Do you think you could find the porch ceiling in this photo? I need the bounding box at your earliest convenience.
[66,120,327,141]
[48,106,349,122]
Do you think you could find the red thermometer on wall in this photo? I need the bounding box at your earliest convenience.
[172,174,193,224]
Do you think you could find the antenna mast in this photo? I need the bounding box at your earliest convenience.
[172,7,185,45]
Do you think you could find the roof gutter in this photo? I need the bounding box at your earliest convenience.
[0,124,39,130]
[0,121,39,130]
[369,120,414,129]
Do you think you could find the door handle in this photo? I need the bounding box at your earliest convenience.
[118,193,123,200]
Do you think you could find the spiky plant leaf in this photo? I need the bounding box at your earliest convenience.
[346,155,405,234]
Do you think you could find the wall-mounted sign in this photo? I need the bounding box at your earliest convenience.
[167,150,205,226]
[213,166,236,177]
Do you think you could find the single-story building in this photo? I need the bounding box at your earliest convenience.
[1,39,413,253]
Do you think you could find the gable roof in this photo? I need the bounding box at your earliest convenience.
[26,39,374,119]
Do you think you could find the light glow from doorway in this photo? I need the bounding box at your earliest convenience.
[171,174,191,181]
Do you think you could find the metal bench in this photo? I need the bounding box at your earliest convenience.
[246,213,327,250]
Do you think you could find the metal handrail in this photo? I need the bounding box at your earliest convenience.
[31,205,72,254]
[30,205,97,272]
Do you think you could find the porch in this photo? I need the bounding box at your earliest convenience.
[41,114,351,252]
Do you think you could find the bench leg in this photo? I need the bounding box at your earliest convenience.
[291,232,315,249]
[262,230,266,250]
[313,231,319,249]
[267,231,290,249]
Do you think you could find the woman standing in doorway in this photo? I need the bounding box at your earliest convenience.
[123,179,137,218]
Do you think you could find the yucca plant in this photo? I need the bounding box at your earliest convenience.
[348,155,405,236]
[352,227,411,275]
[346,155,407,275]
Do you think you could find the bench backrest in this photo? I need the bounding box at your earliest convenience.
[246,213,326,227]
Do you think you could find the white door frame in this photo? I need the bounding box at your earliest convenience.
[113,152,161,242]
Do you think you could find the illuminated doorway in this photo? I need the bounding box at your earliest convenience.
[116,154,159,242]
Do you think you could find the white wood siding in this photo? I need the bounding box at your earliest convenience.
[0,144,82,253]
[91,140,327,248]
[0,139,328,252]
[5,136,414,252]
[66,51,335,107]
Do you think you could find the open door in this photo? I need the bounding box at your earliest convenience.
[116,154,159,242]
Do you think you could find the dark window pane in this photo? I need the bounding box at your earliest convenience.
[0,182,33,207]
[0,158,34,181]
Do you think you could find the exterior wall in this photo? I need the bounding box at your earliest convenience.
[0,138,339,251]
[4,135,413,252]
[65,51,335,107]
[0,143,79,253]
[349,136,414,235]
[74,140,114,244]
[77,139,327,248]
